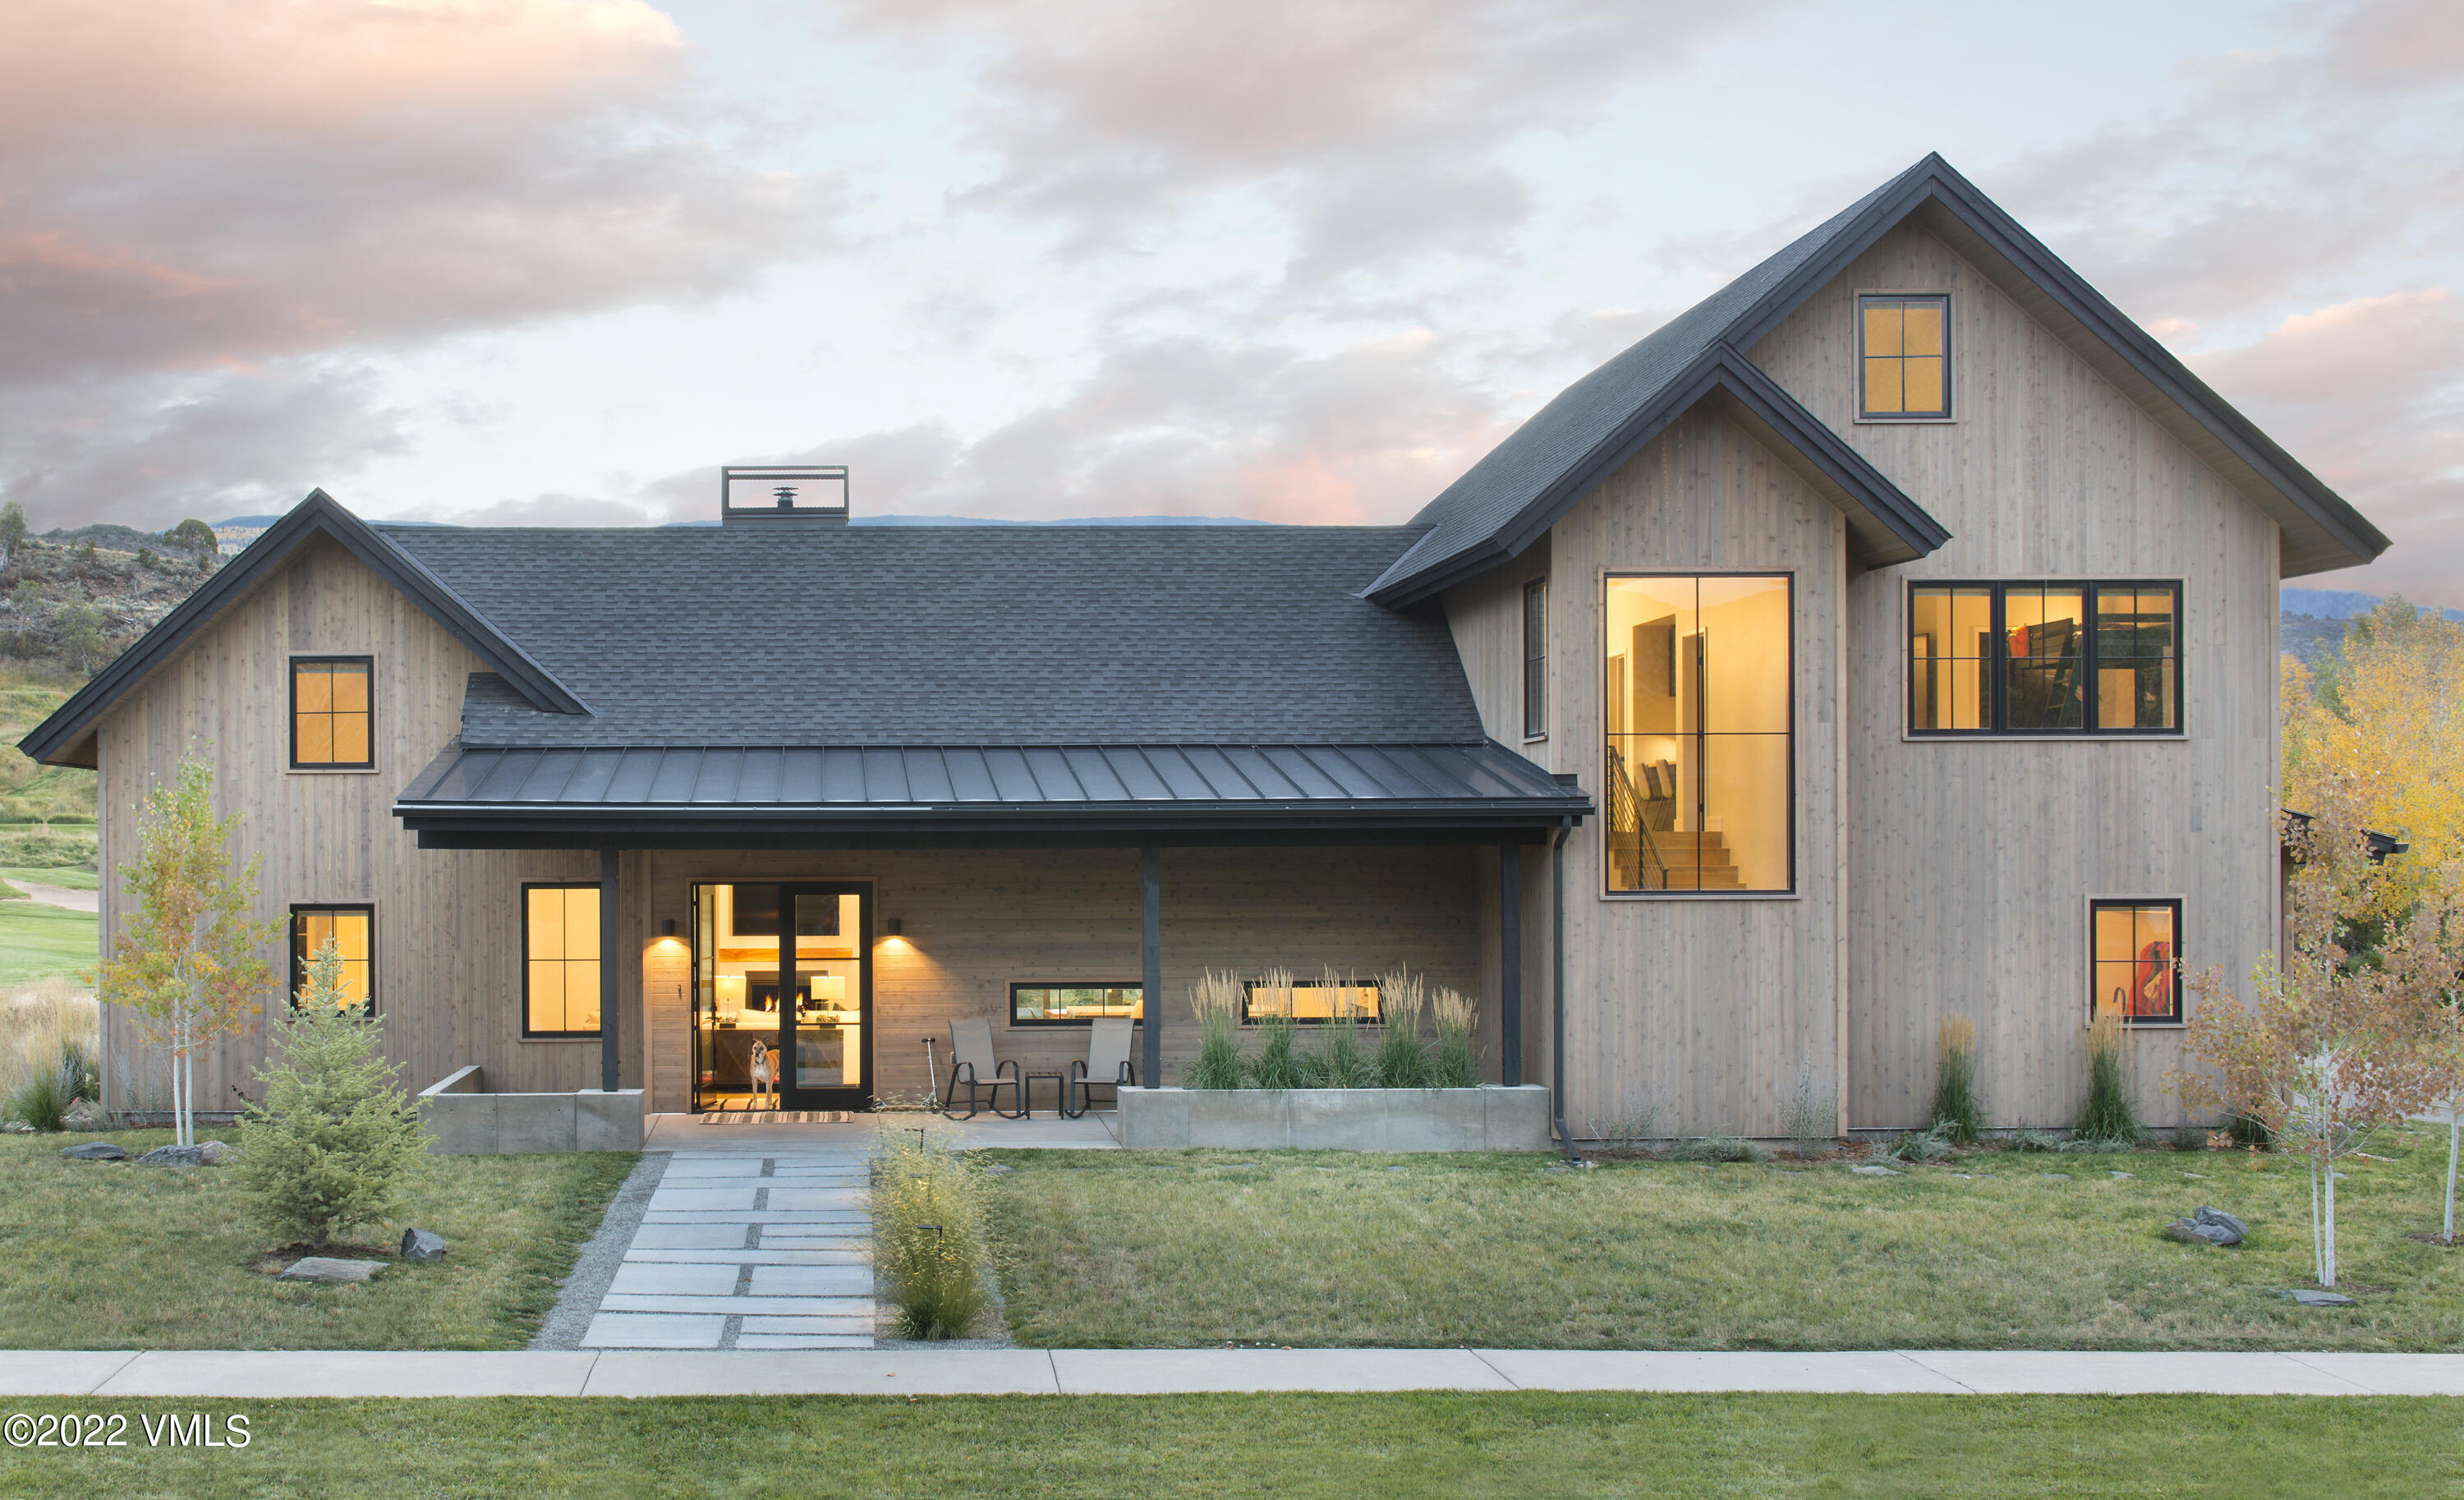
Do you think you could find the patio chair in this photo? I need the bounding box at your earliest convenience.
[943,1018,1024,1120]
[1066,1016,1137,1118]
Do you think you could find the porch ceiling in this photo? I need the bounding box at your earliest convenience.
[393,739,1588,843]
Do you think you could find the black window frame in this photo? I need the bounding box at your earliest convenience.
[522,881,605,1040]
[1856,292,1953,421]
[288,654,375,771]
[1238,978,1384,1025]
[288,903,375,1015]
[1522,576,1549,739]
[1601,570,1798,897]
[2089,896,2185,1027]
[1906,580,2184,737]
[1009,982,1142,1027]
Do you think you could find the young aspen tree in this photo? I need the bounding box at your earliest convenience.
[2174,787,2457,1286]
[95,755,279,1147]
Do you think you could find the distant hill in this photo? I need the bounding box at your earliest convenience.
[2279,587,2463,670]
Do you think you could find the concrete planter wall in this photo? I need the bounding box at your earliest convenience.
[1118,1084,1552,1152]
[416,1065,644,1154]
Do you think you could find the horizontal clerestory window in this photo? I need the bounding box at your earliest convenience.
[1010,984,1142,1025]
[1239,979,1383,1024]
[1907,582,2181,735]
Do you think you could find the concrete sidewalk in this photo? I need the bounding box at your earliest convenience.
[7,1348,2463,1398]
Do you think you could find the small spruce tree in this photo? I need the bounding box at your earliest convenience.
[234,937,429,1249]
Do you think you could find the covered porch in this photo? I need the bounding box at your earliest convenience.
[395,741,1588,1118]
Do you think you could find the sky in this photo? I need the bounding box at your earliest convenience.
[2,0,2459,605]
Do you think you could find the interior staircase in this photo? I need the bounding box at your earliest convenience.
[1638,830,1740,890]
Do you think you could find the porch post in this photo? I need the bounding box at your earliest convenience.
[600,848,620,1093]
[1140,845,1161,1089]
[1499,840,1523,1084]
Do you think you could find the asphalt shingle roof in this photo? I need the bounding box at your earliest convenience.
[379,522,1484,748]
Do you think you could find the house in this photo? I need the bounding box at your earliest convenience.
[25,154,2387,1140]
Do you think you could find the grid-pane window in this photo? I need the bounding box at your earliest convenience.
[525,885,602,1037]
[2091,900,2181,1025]
[290,905,373,1014]
[1908,582,2181,735]
[1602,573,1793,894]
[1859,294,1951,419]
[291,657,373,768]
[1522,577,1548,738]
[1011,984,1142,1025]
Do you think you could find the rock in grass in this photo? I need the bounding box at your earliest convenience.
[2163,1208,2248,1247]
[2194,1206,2247,1243]
[399,1227,447,1263]
[2283,1288,2356,1307]
[2039,1173,2072,1181]
[1850,1164,1903,1176]
[60,1141,126,1161]
[198,1141,241,1165]
[137,1144,205,1166]
[278,1257,385,1284]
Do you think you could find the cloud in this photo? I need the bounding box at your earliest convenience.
[0,0,834,529]
[833,0,1779,277]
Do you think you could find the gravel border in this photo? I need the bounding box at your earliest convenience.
[530,1151,669,1350]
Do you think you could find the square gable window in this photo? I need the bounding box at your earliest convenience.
[1859,294,1951,420]
[291,656,373,769]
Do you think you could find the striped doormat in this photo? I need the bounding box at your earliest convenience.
[698,1111,867,1125]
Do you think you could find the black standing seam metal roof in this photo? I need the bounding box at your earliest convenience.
[393,740,1590,832]
[1368,151,2388,605]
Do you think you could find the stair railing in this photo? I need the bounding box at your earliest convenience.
[1604,743,1668,890]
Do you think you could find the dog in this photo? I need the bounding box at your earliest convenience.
[748,1038,776,1108]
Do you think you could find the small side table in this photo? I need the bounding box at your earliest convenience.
[1023,1071,1066,1119]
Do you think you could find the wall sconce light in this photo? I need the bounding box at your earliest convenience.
[662,918,677,937]
[884,918,903,937]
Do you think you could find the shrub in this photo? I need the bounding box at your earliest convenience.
[1428,987,1477,1089]
[1928,1015,1984,1145]
[2226,1112,2275,1150]
[1885,1124,1954,1162]
[1668,1134,1768,1163]
[1372,966,1428,1088]
[8,1060,76,1131]
[2075,1006,2143,1146]
[872,1126,993,1340]
[1779,1054,1837,1157]
[233,939,427,1249]
[1182,970,1246,1089]
[2169,1122,2209,1152]
[2008,1129,2064,1153]
[1246,969,1306,1090]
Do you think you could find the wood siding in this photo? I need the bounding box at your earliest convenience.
[1450,408,1850,1139]
[1749,221,2281,1130]
[94,538,632,1111]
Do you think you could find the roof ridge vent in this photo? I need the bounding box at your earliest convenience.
[721,466,849,527]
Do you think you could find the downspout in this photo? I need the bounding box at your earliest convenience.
[1551,812,1579,1164]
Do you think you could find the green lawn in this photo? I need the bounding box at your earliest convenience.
[0,896,94,985]
[986,1130,2464,1350]
[0,1394,2453,1499]
[0,1130,633,1349]
[1,863,98,890]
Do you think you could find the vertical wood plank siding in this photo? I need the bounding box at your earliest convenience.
[1749,222,2278,1130]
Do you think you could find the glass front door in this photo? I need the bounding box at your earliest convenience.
[781,885,868,1109]
[691,881,871,1112]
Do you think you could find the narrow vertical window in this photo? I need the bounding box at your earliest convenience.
[291,656,373,769]
[1859,294,1951,419]
[525,884,604,1038]
[2090,899,2181,1025]
[1908,585,1992,730]
[2094,584,2181,730]
[1522,577,1548,739]
[289,904,374,1013]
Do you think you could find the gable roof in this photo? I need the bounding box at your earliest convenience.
[17,490,588,767]
[1369,153,2389,605]
[379,522,1487,747]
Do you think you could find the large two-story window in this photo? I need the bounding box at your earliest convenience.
[289,904,373,1014]
[291,656,373,769]
[1908,582,2181,735]
[524,884,603,1038]
[1602,574,1793,893]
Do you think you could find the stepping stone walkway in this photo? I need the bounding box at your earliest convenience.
[582,1151,874,1350]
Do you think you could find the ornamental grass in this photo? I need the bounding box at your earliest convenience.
[1928,1015,1984,1145]
[2076,1004,2143,1146]
[872,1125,994,1341]
[1183,969,1247,1090]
